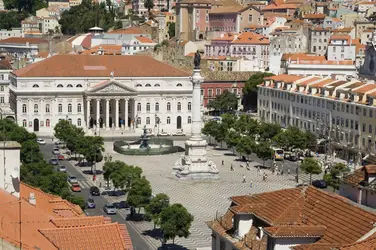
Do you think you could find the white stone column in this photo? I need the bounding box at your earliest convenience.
[124,98,129,129]
[96,99,100,127]
[191,69,204,139]
[105,99,110,129]
[133,98,137,127]
[86,99,91,128]
[115,99,119,129]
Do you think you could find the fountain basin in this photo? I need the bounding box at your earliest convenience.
[113,138,185,156]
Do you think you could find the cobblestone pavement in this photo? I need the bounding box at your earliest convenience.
[74,141,323,250]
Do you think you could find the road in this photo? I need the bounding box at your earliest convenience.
[40,143,154,250]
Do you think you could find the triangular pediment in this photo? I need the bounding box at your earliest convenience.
[88,80,137,93]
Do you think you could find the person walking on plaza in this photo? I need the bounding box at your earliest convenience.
[222,160,224,166]
[288,168,290,175]
[230,164,234,171]
[250,181,253,188]
[242,174,246,183]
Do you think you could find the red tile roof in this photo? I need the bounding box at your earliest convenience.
[264,74,303,83]
[231,32,269,45]
[0,37,47,45]
[108,27,145,34]
[13,55,190,78]
[135,35,154,43]
[303,13,326,19]
[264,225,327,238]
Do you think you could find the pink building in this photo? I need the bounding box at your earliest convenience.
[205,32,270,70]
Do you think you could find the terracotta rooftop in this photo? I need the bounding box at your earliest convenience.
[81,44,122,55]
[264,74,303,83]
[231,32,269,45]
[209,5,244,13]
[352,84,376,94]
[210,186,376,249]
[340,234,376,249]
[332,27,354,33]
[212,33,236,41]
[135,35,154,43]
[107,27,145,34]
[296,77,321,86]
[303,13,326,19]
[0,37,47,45]
[330,35,351,44]
[282,53,326,61]
[0,59,12,70]
[310,79,336,88]
[13,55,190,78]
[263,3,298,10]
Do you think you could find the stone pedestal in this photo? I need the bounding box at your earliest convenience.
[173,68,219,180]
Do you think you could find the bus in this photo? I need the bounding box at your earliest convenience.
[272,148,284,161]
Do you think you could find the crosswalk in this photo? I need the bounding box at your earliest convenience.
[76,180,92,189]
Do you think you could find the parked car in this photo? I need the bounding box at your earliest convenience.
[58,165,67,172]
[86,198,96,209]
[36,138,46,145]
[312,180,327,189]
[113,201,130,209]
[90,186,100,196]
[52,148,60,155]
[296,182,309,187]
[67,175,78,184]
[50,158,58,165]
[57,154,65,160]
[157,131,170,136]
[71,183,81,192]
[172,130,186,136]
[103,204,116,215]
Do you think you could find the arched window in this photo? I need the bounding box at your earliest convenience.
[167,102,171,111]
[67,84,73,87]
[145,84,151,87]
[77,103,82,113]
[46,119,50,127]
[32,84,39,88]
[58,104,63,113]
[68,118,72,124]
[188,116,192,124]
[68,104,72,113]
[177,102,181,111]
[45,104,50,113]
[57,84,63,88]
[137,103,141,112]
[155,102,159,112]
[137,117,141,125]
[22,104,27,113]
[188,102,192,111]
[77,118,82,126]
[136,84,142,87]
[176,83,182,87]
[22,119,27,127]
[167,116,171,124]
[146,117,150,124]
[146,102,150,112]
[154,84,160,87]
[76,84,82,87]
[34,104,38,113]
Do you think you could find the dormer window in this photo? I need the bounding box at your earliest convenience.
[76,84,82,87]
[57,84,63,88]
[67,84,73,87]
[32,84,39,88]
[177,83,183,87]
[145,84,151,87]
[154,84,160,87]
[136,84,142,87]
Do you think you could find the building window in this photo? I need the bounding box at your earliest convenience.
[177,102,181,111]
[145,84,151,87]
[188,116,191,123]
[370,109,373,118]
[155,102,159,112]
[22,104,27,113]
[22,119,27,127]
[188,102,192,111]
[45,104,50,113]
[137,103,141,112]
[67,84,73,87]
[146,103,150,112]
[33,84,39,88]
[137,117,141,125]
[146,117,150,124]
[167,102,171,111]
[68,104,72,113]
[46,119,50,127]
[77,103,82,113]
[58,104,63,113]
[0,97,4,104]
[177,83,183,87]
[216,88,221,96]
[363,123,366,132]
[77,118,81,127]
[0,86,4,91]
[248,14,253,23]
[76,84,82,87]
[208,89,213,97]
[34,104,38,113]
[68,118,72,124]
[154,84,160,87]
[167,116,171,124]
[370,125,373,134]
[57,84,63,87]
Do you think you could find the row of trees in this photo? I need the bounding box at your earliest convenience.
[103,159,193,245]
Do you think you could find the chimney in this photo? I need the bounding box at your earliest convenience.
[29,192,36,205]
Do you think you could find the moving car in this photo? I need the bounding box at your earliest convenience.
[103,204,116,215]
[157,131,171,136]
[37,138,46,145]
[58,165,67,172]
[71,183,81,192]
[172,130,186,136]
[52,148,60,155]
[113,201,130,209]
[67,175,78,184]
[86,198,96,209]
[312,180,327,189]
[57,154,65,160]
[90,186,100,196]
[49,158,58,165]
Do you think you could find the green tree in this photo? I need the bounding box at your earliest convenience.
[167,22,175,38]
[258,122,281,142]
[224,130,240,154]
[202,120,225,147]
[144,0,154,16]
[0,11,29,29]
[79,136,104,169]
[207,91,238,113]
[236,136,255,160]
[243,72,274,110]
[255,142,272,167]
[160,203,194,244]
[4,0,46,14]
[20,140,44,164]
[145,193,170,228]
[300,158,322,184]
[103,160,143,191]
[127,176,152,213]
[323,163,349,191]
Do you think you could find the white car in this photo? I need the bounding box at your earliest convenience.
[172,131,186,136]
[67,175,78,184]
[157,131,171,136]
[103,204,117,215]
[37,138,46,145]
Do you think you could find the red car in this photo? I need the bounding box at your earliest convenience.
[58,155,65,160]
[71,183,81,192]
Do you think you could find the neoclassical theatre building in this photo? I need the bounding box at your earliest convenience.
[9,55,193,135]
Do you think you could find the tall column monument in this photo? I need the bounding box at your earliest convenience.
[173,51,219,180]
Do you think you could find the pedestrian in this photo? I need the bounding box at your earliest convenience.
[51,136,54,142]
[230,164,234,171]
[242,174,246,183]
[250,181,253,188]
[288,168,290,175]
[222,160,224,166]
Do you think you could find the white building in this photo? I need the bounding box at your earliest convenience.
[327,35,356,61]
[121,36,157,55]
[9,55,193,135]
[0,37,48,58]
[0,59,14,119]
[0,28,24,40]
[0,141,21,198]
